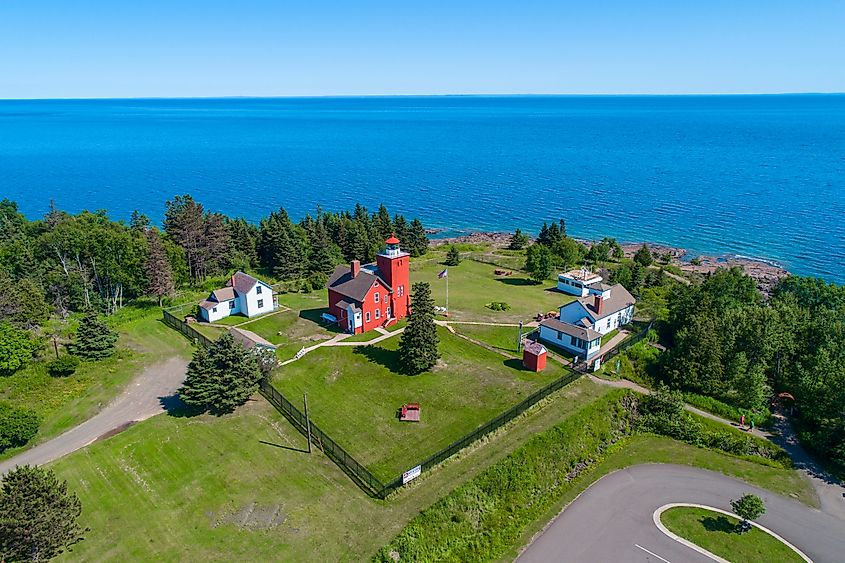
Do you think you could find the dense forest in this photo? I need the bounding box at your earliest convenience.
[0,196,427,373]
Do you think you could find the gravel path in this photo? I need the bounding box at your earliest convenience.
[0,356,188,475]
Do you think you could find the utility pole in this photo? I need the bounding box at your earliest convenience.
[303,393,312,454]
[517,321,523,353]
[52,334,60,359]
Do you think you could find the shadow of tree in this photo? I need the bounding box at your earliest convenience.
[353,345,402,372]
[495,277,540,287]
[159,393,203,418]
[701,515,738,534]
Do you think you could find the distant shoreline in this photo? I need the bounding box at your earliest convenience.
[428,230,790,293]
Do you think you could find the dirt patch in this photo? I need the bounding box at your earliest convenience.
[94,420,137,442]
[213,502,287,530]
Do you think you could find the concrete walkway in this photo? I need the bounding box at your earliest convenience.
[279,327,406,365]
[0,356,189,475]
[589,374,845,520]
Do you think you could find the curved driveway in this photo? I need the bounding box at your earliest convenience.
[518,464,845,563]
[0,356,187,475]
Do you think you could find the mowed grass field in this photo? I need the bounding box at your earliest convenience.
[51,378,610,562]
[272,327,565,481]
[0,303,192,461]
[410,258,571,323]
[660,507,804,563]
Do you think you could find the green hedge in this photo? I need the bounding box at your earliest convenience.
[374,390,636,562]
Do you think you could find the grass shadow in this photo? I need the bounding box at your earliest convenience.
[701,515,738,534]
[258,440,310,454]
[353,345,402,372]
[299,307,345,334]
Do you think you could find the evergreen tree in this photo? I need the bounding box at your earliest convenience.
[407,219,429,257]
[129,209,150,232]
[508,229,529,250]
[307,220,339,275]
[373,204,393,240]
[537,223,551,246]
[178,333,262,414]
[546,222,562,246]
[0,465,85,562]
[0,402,39,452]
[69,310,118,360]
[398,282,440,375]
[634,243,654,267]
[558,218,567,238]
[257,209,308,280]
[525,244,554,283]
[392,214,409,245]
[144,230,174,306]
[444,245,462,266]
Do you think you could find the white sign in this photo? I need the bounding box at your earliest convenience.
[593,357,602,372]
[402,465,422,484]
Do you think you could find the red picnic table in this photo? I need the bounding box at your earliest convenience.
[400,402,421,422]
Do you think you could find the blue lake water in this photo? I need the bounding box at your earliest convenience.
[0,95,843,282]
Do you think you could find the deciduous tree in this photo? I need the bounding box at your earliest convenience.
[730,494,765,533]
[525,244,554,283]
[144,230,174,306]
[0,322,36,375]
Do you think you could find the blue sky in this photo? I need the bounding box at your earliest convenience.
[1,0,843,98]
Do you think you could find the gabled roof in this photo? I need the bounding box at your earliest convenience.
[563,284,636,321]
[211,287,236,302]
[540,318,602,342]
[229,271,263,294]
[199,300,218,311]
[328,264,389,302]
[228,327,276,350]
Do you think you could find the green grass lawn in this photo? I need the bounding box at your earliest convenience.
[601,328,620,346]
[0,303,192,460]
[411,258,571,323]
[208,314,251,326]
[453,323,525,353]
[272,327,564,481]
[661,507,803,563]
[50,378,609,562]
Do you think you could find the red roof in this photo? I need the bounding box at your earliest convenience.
[385,234,400,244]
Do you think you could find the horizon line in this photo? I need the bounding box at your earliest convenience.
[1,91,844,102]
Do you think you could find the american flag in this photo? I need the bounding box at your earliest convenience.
[438,268,448,279]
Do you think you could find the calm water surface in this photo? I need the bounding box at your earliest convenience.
[0,95,843,281]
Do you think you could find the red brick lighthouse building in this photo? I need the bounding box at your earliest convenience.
[326,235,411,334]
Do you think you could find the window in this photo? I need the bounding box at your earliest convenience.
[386,306,391,317]
[256,285,262,295]
[557,331,563,340]
[606,319,611,329]
[257,299,264,308]
[375,309,380,319]
[229,300,235,309]
[365,312,371,322]
[212,307,217,313]
[374,293,380,303]
[398,285,404,297]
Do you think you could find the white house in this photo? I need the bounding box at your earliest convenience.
[556,268,604,297]
[198,271,275,322]
[539,283,636,360]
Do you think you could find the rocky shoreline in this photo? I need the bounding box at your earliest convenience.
[429,230,789,294]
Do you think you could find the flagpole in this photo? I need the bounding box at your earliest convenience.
[445,270,449,317]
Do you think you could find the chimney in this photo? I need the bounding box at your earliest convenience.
[351,260,360,278]
[593,294,603,316]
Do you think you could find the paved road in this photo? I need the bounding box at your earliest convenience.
[0,356,188,475]
[518,464,845,563]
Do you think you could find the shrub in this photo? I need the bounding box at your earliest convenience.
[485,301,511,311]
[682,392,771,427]
[0,402,39,452]
[47,355,81,377]
[0,322,37,375]
[307,271,328,292]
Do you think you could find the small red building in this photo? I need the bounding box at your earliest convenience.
[522,341,547,372]
[326,235,411,334]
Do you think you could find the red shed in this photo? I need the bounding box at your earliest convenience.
[522,341,547,372]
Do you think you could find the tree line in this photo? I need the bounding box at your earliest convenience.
[657,268,845,469]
